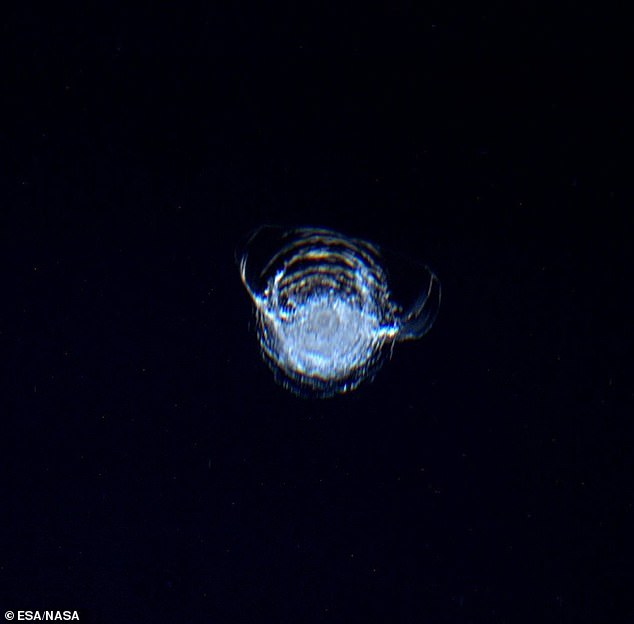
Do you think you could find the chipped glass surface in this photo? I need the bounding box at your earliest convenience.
[239,226,440,398]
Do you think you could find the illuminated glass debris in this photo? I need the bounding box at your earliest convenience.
[239,226,440,397]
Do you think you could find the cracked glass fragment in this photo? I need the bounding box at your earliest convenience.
[239,226,440,398]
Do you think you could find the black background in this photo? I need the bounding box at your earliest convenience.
[1,5,631,623]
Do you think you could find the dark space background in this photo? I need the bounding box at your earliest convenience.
[0,5,631,623]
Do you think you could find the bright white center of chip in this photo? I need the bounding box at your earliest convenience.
[264,293,383,380]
